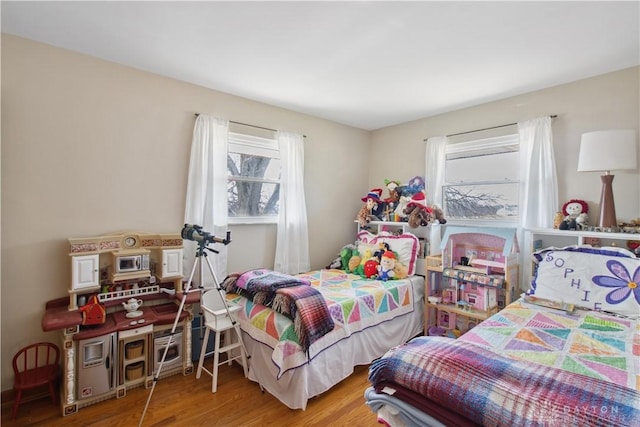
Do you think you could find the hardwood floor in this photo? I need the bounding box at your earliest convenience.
[1,361,380,426]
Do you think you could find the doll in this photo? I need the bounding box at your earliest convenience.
[558,199,589,230]
[377,251,397,281]
[356,188,384,227]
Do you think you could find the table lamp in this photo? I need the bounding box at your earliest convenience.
[577,129,637,228]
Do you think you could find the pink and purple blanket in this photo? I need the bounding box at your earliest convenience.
[369,336,640,426]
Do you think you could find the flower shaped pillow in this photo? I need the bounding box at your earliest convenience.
[528,246,640,318]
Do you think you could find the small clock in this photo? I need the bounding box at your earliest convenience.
[124,236,137,248]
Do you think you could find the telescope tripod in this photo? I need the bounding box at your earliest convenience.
[139,239,255,426]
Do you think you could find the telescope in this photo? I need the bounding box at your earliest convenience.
[181,224,231,246]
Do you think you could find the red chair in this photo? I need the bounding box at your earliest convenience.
[12,342,60,418]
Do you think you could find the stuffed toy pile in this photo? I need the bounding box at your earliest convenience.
[325,240,409,281]
[355,176,447,228]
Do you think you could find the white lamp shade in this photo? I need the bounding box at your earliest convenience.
[577,129,637,172]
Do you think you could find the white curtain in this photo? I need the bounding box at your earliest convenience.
[274,131,310,274]
[425,136,448,207]
[517,116,558,230]
[425,136,447,255]
[183,115,229,287]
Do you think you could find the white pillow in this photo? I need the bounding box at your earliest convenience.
[357,231,420,276]
[528,246,640,318]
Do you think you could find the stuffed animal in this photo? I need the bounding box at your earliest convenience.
[430,206,447,224]
[363,259,379,279]
[558,199,589,230]
[403,192,433,228]
[553,211,564,229]
[394,195,412,220]
[383,179,401,205]
[393,261,409,280]
[356,188,384,227]
[405,204,433,228]
[340,244,356,270]
[377,251,397,281]
[373,241,391,263]
[325,243,357,270]
[348,251,361,273]
[407,176,425,195]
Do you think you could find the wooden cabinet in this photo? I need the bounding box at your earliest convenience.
[424,226,518,337]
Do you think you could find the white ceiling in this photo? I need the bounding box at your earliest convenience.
[2,1,639,130]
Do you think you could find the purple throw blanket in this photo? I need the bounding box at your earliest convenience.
[369,336,640,426]
[222,269,334,351]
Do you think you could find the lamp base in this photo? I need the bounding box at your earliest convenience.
[597,174,617,228]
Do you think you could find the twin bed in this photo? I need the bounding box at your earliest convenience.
[365,245,640,426]
[223,230,425,409]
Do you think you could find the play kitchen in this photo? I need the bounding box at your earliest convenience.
[41,231,198,416]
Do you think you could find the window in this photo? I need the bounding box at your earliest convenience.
[443,134,519,220]
[227,132,280,224]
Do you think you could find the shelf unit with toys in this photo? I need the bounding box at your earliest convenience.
[424,226,519,337]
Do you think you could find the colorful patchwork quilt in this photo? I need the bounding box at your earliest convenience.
[459,299,640,391]
[228,269,415,377]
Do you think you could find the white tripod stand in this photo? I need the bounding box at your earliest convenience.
[138,225,255,426]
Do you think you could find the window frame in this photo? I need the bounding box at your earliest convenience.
[227,132,280,225]
[442,133,520,223]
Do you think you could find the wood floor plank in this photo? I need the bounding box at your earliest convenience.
[1,362,380,426]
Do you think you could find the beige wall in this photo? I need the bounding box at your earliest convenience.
[1,34,638,393]
[370,67,640,224]
[0,35,370,391]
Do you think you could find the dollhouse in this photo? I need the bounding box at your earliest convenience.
[424,226,519,336]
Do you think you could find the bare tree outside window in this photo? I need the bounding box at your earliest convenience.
[444,134,519,221]
[227,133,280,222]
[444,183,518,219]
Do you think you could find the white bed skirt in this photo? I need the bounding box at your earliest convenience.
[242,275,425,410]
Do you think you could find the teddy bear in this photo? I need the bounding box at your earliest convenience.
[393,261,409,280]
[558,199,589,230]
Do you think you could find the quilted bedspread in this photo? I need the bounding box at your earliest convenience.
[369,336,640,426]
[459,299,640,390]
[228,269,415,377]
